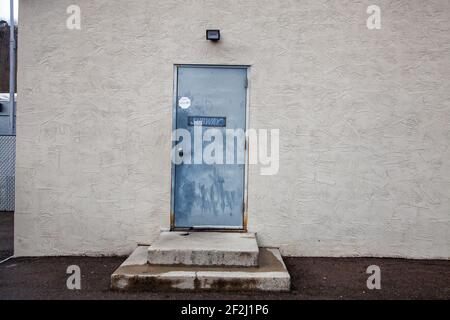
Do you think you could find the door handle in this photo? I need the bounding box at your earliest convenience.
[178,148,184,158]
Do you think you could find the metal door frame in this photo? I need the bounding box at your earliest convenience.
[170,64,250,232]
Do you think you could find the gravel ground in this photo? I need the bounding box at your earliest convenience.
[1,212,449,300]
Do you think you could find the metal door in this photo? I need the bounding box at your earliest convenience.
[172,65,248,230]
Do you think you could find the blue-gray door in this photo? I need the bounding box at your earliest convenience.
[173,65,247,229]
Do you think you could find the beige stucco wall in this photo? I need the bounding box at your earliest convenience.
[15,0,450,258]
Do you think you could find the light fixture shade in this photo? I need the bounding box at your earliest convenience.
[206,29,220,41]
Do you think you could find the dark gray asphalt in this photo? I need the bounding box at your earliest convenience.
[1,212,449,300]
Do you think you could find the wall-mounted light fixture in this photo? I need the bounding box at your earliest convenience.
[206,29,220,41]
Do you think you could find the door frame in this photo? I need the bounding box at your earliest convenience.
[170,64,251,232]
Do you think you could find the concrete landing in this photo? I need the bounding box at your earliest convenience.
[111,246,290,291]
[147,232,259,267]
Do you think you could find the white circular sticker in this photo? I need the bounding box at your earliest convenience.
[178,97,191,109]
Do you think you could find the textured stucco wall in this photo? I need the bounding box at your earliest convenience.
[15,0,450,258]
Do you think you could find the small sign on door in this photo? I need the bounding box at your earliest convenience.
[188,116,226,127]
[178,97,191,109]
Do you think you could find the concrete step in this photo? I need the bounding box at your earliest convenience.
[111,246,290,292]
[147,231,259,267]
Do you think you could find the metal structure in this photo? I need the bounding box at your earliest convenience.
[170,65,250,230]
[0,1,17,211]
[0,94,15,211]
[9,0,15,135]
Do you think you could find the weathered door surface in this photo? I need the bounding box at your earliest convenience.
[173,66,247,229]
